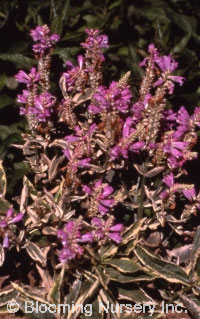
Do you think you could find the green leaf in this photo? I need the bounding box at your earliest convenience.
[100,242,119,261]
[0,124,21,140]
[0,95,14,109]
[26,242,47,267]
[134,246,190,285]
[0,74,6,91]
[170,13,192,53]
[65,277,82,306]
[23,176,38,201]
[103,258,142,273]
[6,161,30,194]
[0,53,35,69]
[122,218,146,245]
[118,287,153,303]
[0,198,10,213]
[53,47,80,62]
[67,274,100,319]
[48,267,65,304]
[171,34,191,54]
[50,0,70,34]
[144,7,170,23]
[190,226,200,279]
[108,0,122,10]
[0,288,18,313]
[105,267,157,283]
[10,283,55,318]
[95,265,110,290]
[8,40,28,53]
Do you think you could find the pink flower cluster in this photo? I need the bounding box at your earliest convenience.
[30,25,60,54]
[15,26,200,267]
[0,208,23,248]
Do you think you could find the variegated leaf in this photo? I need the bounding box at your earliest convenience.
[105,267,157,283]
[0,244,5,267]
[103,258,142,273]
[118,287,154,303]
[47,267,65,304]
[67,275,100,319]
[134,246,190,285]
[65,277,82,306]
[26,242,47,267]
[0,161,6,198]
[100,243,119,261]
[0,288,17,313]
[122,218,146,245]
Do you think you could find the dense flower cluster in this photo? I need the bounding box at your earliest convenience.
[83,180,115,215]
[30,25,60,54]
[89,81,132,113]
[57,218,123,263]
[15,25,58,123]
[57,221,92,263]
[13,25,200,269]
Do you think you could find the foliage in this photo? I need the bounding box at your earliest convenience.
[0,1,200,319]
[0,21,200,319]
[0,0,200,199]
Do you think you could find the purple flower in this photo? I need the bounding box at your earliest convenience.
[50,34,60,42]
[139,44,159,67]
[81,29,108,50]
[160,172,196,202]
[163,141,188,158]
[131,94,151,123]
[78,158,91,167]
[83,185,92,195]
[110,145,126,159]
[152,55,185,93]
[63,148,71,161]
[91,217,123,244]
[0,208,23,228]
[57,221,93,264]
[30,25,60,54]
[78,232,93,243]
[15,68,40,87]
[30,26,46,41]
[65,124,96,155]
[89,81,132,114]
[163,173,174,188]
[0,208,24,248]
[183,188,196,201]
[174,106,191,139]
[122,117,133,138]
[129,141,145,152]
[62,55,86,92]
[27,92,56,122]
[155,55,178,73]
[161,132,189,169]
[83,180,115,215]
[17,90,29,104]
[168,75,185,86]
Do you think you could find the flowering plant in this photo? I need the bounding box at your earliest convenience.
[0,24,200,318]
